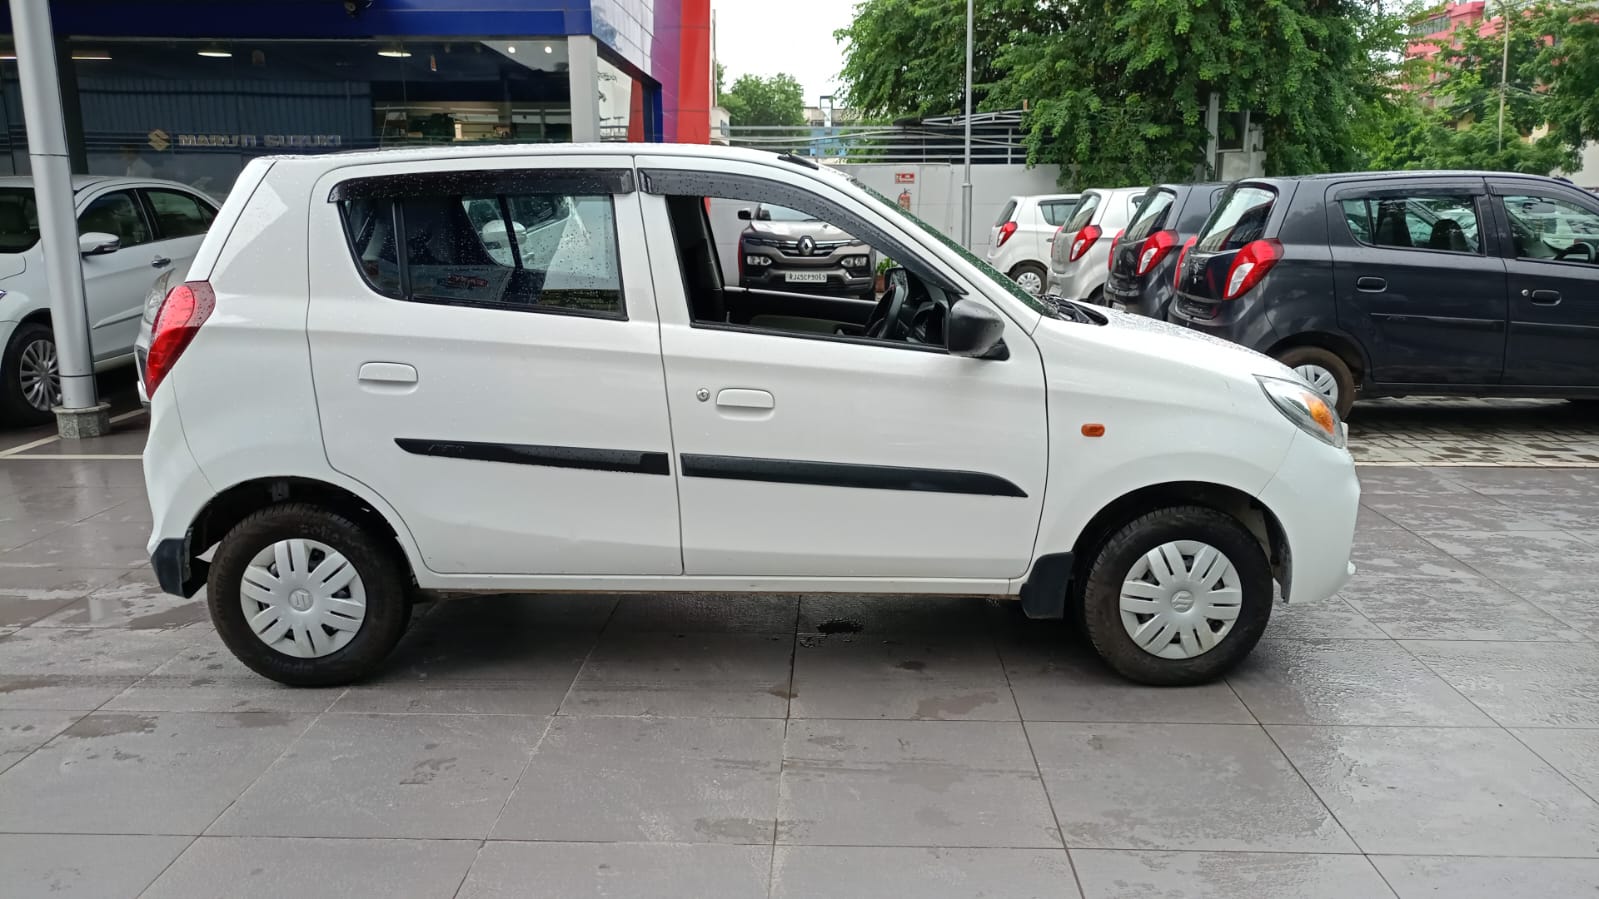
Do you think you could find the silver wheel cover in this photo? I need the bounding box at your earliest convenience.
[240,538,367,659]
[18,337,60,412]
[1293,363,1339,405]
[1014,270,1044,296]
[1119,540,1243,660]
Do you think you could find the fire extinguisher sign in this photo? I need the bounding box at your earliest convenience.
[894,172,915,184]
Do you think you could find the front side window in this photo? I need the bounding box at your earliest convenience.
[144,189,215,239]
[340,187,623,316]
[1197,186,1275,253]
[1502,194,1599,263]
[0,188,39,253]
[78,190,152,248]
[1340,194,1482,254]
[1123,189,1177,243]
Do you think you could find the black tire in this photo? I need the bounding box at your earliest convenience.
[1085,286,1106,306]
[1009,262,1048,297]
[1276,345,1356,419]
[1080,506,1272,686]
[208,503,412,687]
[0,321,57,426]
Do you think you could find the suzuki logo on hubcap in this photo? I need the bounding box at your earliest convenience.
[1171,590,1195,613]
[288,588,313,612]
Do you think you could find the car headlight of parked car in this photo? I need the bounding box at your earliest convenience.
[843,255,870,270]
[1257,375,1345,448]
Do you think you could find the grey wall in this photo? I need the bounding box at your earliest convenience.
[831,162,1065,258]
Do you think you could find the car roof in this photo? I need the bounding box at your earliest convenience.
[1241,170,1568,186]
[266,142,819,172]
[0,174,202,193]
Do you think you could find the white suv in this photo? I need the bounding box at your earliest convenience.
[1046,186,1148,304]
[986,193,1079,296]
[142,144,1358,688]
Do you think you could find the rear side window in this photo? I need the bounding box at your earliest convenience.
[1063,193,1102,233]
[1340,195,1482,254]
[993,199,1018,228]
[1196,186,1275,252]
[1123,189,1176,243]
[1040,199,1076,227]
[144,189,215,239]
[339,189,624,317]
[0,188,39,253]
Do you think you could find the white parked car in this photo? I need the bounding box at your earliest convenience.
[1046,186,1148,304]
[0,176,217,422]
[142,144,1357,688]
[986,193,1080,296]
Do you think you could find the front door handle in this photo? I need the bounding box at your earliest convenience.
[358,362,418,384]
[151,256,171,269]
[716,388,774,410]
[1524,288,1562,306]
[1356,276,1387,292]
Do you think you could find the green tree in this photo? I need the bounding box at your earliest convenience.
[720,73,807,127]
[1533,1,1599,150]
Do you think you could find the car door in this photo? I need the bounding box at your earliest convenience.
[637,155,1048,580]
[76,188,161,360]
[306,159,682,577]
[1491,185,1599,387]
[1329,179,1507,385]
[141,187,216,281]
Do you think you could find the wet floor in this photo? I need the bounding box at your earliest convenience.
[1,399,1598,897]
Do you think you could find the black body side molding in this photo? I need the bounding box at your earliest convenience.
[396,439,670,476]
[678,454,1026,498]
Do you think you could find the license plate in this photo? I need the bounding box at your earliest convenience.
[785,272,827,284]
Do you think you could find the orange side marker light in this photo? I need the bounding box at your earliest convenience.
[1081,423,1106,438]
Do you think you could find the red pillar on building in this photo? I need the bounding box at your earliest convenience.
[676,0,712,143]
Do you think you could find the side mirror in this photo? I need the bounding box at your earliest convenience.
[79,232,120,256]
[737,208,753,220]
[946,299,1008,359]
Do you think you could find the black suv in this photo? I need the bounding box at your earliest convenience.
[1105,182,1226,319]
[1170,171,1599,415]
[737,203,876,299]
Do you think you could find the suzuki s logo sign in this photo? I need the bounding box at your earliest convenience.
[147,129,170,152]
[798,236,815,256]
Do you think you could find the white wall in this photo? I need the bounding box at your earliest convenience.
[1562,140,1599,190]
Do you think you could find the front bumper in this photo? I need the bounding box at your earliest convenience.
[1257,429,1359,603]
[740,268,873,295]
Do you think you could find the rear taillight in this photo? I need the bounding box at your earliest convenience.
[1108,229,1124,271]
[1174,235,1198,289]
[1067,224,1101,262]
[1135,229,1177,277]
[996,221,1018,247]
[1223,239,1283,300]
[145,281,215,397]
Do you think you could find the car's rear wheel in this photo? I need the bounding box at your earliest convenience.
[208,503,411,686]
[1009,262,1047,297]
[1276,346,1356,418]
[0,321,60,425]
[1080,506,1272,685]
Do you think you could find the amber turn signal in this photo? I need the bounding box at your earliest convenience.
[1081,423,1105,438]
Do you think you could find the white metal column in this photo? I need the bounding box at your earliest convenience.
[8,0,108,436]
[568,35,602,143]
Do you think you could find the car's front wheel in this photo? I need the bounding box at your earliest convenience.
[1080,506,1272,685]
[0,321,61,425]
[208,504,412,686]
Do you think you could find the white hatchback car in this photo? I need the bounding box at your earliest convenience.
[0,176,217,422]
[985,193,1079,296]
[143,144,1357,688]
[1046,186,1148,304]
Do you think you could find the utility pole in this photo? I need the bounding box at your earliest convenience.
[960,0,974,250]
[1498,0,1512,152]
[8,0,108,437]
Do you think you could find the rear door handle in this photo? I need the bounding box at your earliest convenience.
[716,388,774,410]
[1356,276,1386,292]
[151,256,171,269]
[1524,288,1562,305]
[358,362,418,384]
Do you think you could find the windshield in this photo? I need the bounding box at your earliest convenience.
[0,188,40,253]
[849,176,1050,315]
[760,204,817,223]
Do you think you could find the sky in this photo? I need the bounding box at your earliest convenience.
[712,0,858,107]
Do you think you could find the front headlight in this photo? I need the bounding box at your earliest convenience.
[1257,375,1345,448]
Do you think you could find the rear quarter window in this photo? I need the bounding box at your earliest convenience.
[1123,189,1176,242]
[1063,193,1102,233]
[993,199,1018,228]
[1196,186,1275,252]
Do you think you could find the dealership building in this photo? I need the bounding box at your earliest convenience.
[0,0,714,196]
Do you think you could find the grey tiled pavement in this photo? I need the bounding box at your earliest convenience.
[3,402,1599,896]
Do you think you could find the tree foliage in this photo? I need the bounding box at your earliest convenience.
[720,73,807,127]
[835,0,1405,187]
[1534,1,1599,150]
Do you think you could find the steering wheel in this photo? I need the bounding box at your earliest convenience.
[866,269,911,340]
[1555,242,1596,263]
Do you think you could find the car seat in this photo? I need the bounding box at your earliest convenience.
[1428,219,1471,253]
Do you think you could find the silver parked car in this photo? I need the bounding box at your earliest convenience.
[1046,186,1147,304]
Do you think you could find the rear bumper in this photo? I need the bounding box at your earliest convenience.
[1170,296,1281,352]
[1258,430,1359,603]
